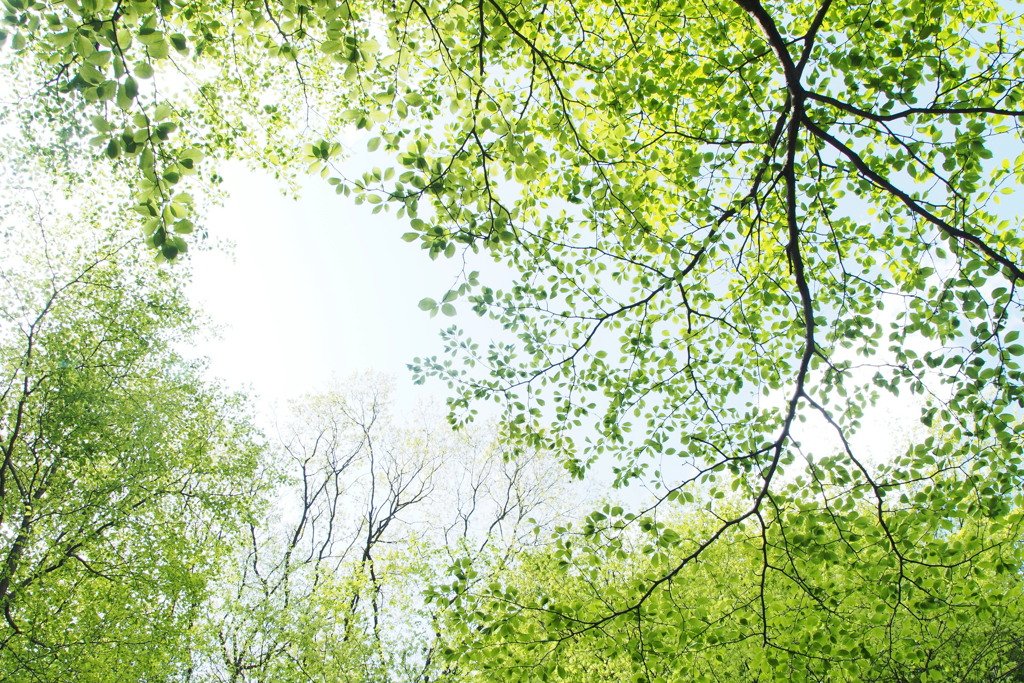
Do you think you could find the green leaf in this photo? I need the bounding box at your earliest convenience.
[133,62,155,79]
[154,122,177,140]
[116,84,133,110]
[148,39,169,59]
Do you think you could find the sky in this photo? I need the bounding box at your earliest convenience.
[187,161,495,404]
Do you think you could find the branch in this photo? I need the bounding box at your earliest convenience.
[803,116,1024,282]
[806,90,1024,123]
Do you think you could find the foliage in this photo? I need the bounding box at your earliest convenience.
[441,487,1024,682]
[0,161,262,680]
[6,0,1024,675]
[189,379,578,682]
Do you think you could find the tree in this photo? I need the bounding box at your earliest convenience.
[440,483,1024,682]
[6,0,1024,674]
[0,156,262,680]
[189,380,439,682]
[189,378,578,682]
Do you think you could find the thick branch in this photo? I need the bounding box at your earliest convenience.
[806,91,1024,123]
[803,117,1024,282]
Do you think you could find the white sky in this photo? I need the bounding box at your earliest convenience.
[187,162,491,402]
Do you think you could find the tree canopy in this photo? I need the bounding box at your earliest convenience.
[439,499,1024,682]
[4,0,1024,678]
[188,379,575,682]
[0,157,264,679]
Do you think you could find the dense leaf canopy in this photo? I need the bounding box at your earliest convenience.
[0,166,263,679]
[440,503,1024,682]
[4,0,1024,677]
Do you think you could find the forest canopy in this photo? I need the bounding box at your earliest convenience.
[3,0,1024,679]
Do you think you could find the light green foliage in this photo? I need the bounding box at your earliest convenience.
[189,381,578,682]
[6,0,1024,676]
[0,166,262,680]
[392,0,1024,672]
[442,495,1024,682]
[190,382,433,682]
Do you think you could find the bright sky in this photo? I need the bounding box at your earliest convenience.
[187,161,485,402]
